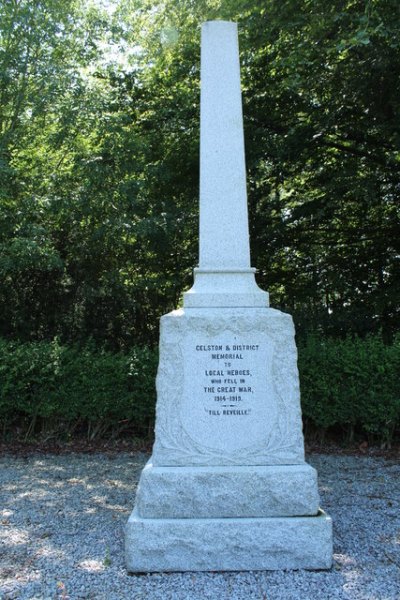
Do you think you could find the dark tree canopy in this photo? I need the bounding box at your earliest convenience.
[0,0,399,348]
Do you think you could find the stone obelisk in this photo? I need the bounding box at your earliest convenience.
[125,20,332,572]
[184,20,267,308]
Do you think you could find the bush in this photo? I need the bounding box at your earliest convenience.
[0,334,399,445]
[298,334,400,445]
[0,338,158,440]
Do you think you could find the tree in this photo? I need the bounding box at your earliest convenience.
[239,0,400,340]
[0,0,110,341]
[0,0,398,347]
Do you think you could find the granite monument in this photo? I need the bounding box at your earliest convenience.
[125,20,333,572]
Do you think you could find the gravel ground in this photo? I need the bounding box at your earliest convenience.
[0,452,399,600]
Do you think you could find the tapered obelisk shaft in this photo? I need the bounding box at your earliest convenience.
[184,21,268,307]
[199,21,250,269]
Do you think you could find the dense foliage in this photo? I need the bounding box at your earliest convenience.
[299,333,400,444]
[0,337,157,440]
[0,1,399,444]
[0,0,398,348]
[0,334,398,444]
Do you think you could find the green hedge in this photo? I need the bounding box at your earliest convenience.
[298,334,400,445]
[0,335,399,444]
[0,338,158,440]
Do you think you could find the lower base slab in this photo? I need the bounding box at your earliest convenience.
[135,461,319,518]
[125,509,332,572]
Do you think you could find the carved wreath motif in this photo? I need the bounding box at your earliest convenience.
[152,312,305,466]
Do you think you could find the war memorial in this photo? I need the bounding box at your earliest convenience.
[125,21,333,572]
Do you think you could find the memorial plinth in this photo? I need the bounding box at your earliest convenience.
[125,20,332,572]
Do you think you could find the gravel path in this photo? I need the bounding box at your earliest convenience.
[1,452,399,600]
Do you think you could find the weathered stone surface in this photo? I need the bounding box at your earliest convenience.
[135,462,319,518]
[125,510,333,572]
[152,307,305,467]
[125,19,333,573]
[182,21,267,309]
[183,268,268,308]
[198,21,250,270]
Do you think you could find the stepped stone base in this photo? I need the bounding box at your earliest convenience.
[135,461,320,518]
[125,509,332,572]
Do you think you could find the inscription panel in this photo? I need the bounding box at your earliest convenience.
[181,332,275,453]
